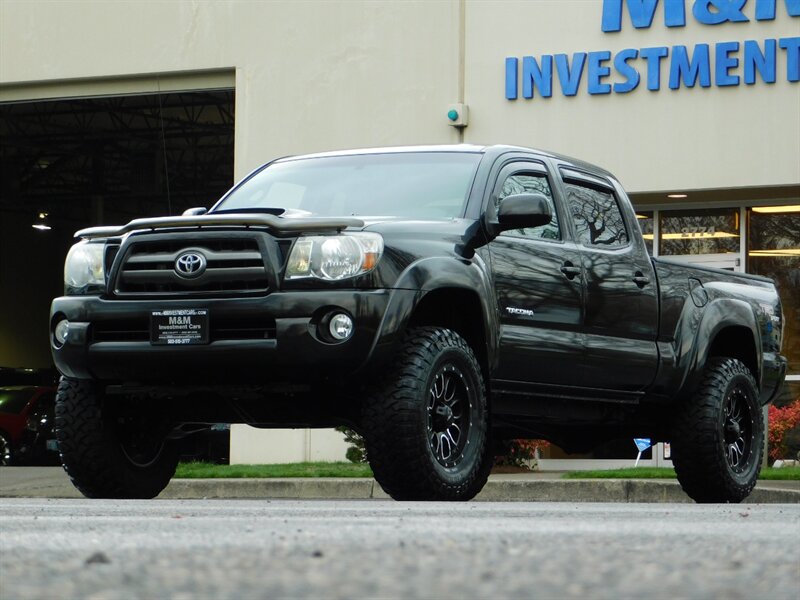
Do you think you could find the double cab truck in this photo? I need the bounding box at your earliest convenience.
[50,145,787,502]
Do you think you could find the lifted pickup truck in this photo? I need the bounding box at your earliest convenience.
[50,145,787,502]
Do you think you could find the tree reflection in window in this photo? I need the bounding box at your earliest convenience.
[565,183,628,246]
[497,173,560,241]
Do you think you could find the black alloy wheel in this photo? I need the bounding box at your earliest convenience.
[118,416,169,469]
[722,384,754,474]
[363,327,492,501]
[672,357,763,503]
[427,364,472,468]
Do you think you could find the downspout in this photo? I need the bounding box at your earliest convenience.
[457,0,466,143]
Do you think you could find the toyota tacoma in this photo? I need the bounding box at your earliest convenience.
[50,145,787,502]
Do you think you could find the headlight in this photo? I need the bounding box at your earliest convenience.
[64,241,105,294]
[285,233,383,281]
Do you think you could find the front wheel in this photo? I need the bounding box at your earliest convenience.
[55,378,179,499]
[671,358,763,503]
[363,327,492,501]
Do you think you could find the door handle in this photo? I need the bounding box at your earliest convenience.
[560,262,581,280]
[632,271,650,288]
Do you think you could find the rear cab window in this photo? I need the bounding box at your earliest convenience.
[560,169,629,248]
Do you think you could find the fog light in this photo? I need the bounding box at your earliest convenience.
[54,319,70,345]
[328,313,354,341]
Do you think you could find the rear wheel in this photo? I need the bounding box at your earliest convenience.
[671,358,763,503]
[55,377,179,499]
[363,327,492,501]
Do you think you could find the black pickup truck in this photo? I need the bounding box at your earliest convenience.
[50,145,787,503]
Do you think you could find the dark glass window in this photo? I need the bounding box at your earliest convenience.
[0,387,36,415]
[637,211,654,255]
[747,206,800,405]
[497,173,560,241]
[216,152,481,220]
[564,182,628,246]
[659,208,740,256]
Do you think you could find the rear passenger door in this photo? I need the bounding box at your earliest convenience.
[487,161,584,387]
[559,169,659,392]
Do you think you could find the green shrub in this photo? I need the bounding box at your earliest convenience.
[337,426,367,463]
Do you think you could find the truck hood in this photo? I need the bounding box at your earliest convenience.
[74,212,364,239]
[362,218,483,261]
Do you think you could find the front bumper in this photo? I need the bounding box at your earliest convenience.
[50,289,416,383]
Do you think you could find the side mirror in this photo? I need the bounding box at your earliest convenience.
[496,193,552,231]
[182,207,208,216]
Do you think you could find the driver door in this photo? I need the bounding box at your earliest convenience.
[487,161,584,388]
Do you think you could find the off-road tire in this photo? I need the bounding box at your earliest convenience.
[363,327,492,501]
[55,377,179,499]
[671,358,763,503]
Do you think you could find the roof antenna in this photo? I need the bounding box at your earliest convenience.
[157,79,172,215]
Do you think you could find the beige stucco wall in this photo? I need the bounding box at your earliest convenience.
[0,0,462,181]
[229,425,350,464]
[2,1,798,191]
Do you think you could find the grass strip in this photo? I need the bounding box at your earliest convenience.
[562,466,800,480]
[758,467,800,480]
[175,461,373,479]
[176,462,799,480]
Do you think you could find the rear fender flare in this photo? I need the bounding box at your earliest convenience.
[685,298,761,396]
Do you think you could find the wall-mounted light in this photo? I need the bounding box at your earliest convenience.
[751,205,800,214]
[32,212,51,231]
[667,193,688,199]
[446,103,469,127]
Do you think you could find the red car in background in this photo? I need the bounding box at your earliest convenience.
[0,368,59,466]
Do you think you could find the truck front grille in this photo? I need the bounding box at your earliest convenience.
[114,236,270,296]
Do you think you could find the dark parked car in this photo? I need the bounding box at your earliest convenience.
[49,145,786,502]
[0,385,58,466]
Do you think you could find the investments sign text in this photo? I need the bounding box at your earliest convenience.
[505,0,800,100]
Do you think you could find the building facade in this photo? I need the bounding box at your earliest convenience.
[1,0,797,464]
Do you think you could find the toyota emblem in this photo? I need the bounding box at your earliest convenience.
[174,251,207,278]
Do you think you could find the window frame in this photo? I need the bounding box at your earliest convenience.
[491,161,565,245]
[559,168,632,251]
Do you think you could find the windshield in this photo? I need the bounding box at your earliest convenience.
[214,152,482,219]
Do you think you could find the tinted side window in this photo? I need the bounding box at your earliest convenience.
[564,182,628,246]
[497,173,560,241]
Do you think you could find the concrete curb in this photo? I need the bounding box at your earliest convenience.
[2,469,798,503]
[161,478,378,500]
[157,478,800,504]
[473,479,800,504]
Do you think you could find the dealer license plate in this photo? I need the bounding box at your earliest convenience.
[150,309,209,345]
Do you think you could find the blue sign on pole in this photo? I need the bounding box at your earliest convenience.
[634,438,652,452]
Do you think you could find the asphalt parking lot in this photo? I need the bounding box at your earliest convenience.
[1,499,798,599]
